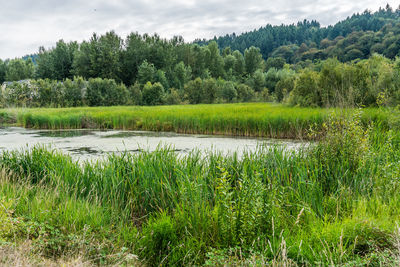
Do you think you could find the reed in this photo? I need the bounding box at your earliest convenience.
[0,108,399,265]
[4,103,333,139]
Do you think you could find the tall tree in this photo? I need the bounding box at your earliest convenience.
[5,58,34,81]
[205,41,225,78]
[0,59,6,84]
[244,46,264,75]
[52,40,77,80]
[137,60,156,85]
[73,31,122,81]
[36,47,54,79]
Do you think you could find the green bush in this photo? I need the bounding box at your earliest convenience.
[128,82,143,105]
[142,82,164,105]
[139,212,178,266]
[165,88,181,105]
[86,78,128,106]
[236,84,255,102]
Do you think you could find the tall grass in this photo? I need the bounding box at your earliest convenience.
[4,103,389,139]
[4,103,332,139]
[0,109,399,265]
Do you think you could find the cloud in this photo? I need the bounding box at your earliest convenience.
[0,0,398,59]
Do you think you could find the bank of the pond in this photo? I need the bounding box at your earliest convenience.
[0,103,390,139]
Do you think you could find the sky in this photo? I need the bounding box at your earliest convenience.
[0,0,398,59]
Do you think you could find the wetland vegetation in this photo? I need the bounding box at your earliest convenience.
[1,4,400,266]
[1,107,400,266]
[0,103,390,140]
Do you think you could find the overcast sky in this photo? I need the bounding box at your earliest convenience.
[0,0,398,59]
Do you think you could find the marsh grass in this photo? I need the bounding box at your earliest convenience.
[4,103,332,139]
[0,108,399,265]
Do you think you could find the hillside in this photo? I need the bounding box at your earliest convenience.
[196,5,400,61]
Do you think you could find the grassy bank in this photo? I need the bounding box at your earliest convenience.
[0,110,400,265]
[0,103,351,139]
[3,103,390,139]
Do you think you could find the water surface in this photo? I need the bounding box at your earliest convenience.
[0,127,304,161]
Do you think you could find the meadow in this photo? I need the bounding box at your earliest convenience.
[0,106,400,265]
[1,103,390,139]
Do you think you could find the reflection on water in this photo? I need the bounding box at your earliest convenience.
[0,127,306,161]
[67,146,100,155]
[101,131,180,138]
[32,130,95,138]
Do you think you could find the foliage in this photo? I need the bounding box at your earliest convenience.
[0,112,399,265]
[86,78,128,106]
[3,5,400,109]
[142,82,164,106]
[4,58,34,81]
[199,5,400,60]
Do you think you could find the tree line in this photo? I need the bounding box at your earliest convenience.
[1,4,400,108]
[2,53,399,108]
[0,76,266,108]
[0,33,267,86]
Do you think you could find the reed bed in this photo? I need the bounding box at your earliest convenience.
[3,103,335,139]
[4,103,389,140]
[0,110,399,265]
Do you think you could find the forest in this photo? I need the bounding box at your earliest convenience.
[1,5,400,108]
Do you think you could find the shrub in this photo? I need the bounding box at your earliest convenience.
[165,88,181,105]
[202,78,218,104]
[128,82,142,105]
[236,84,255,102]
[290,70,321,107]
[64,77,85,107]
[139,212,178,266]
[311,110,371,192]
[142,82,164,105]
[221,81,237,103]
[184,78,203,104]
[86,78,128,106]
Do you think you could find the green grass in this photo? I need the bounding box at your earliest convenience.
[0,109,400,265]
[3,103,390,139]
[3,103,334,139]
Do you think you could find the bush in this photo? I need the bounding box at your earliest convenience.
[311,110,371,192]
[184,78,203,104]
[2,81,35,107]
[236,84,255,102]
[289,70,321,107]
[221,81,237,103]
[142,82,164,105]
[275,76,295,102]
[86,78,128,106]
[165,88,181,105]
[64,77,86,107]
[202,78,218,104]
[139,213,178,266]
[128,82,142,105]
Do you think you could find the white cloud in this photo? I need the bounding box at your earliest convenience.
[0,0,398,59]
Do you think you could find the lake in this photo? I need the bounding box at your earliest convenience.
[0,127,305,161]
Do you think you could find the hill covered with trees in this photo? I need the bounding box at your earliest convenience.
[198,4,400,61]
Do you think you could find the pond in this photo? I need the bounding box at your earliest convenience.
[0,127,305,161]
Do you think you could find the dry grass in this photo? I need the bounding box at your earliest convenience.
[0,242,141,267]
[0,242,90,267]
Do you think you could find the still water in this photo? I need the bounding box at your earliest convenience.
[0,127,304,161]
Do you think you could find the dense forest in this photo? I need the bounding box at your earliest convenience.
[197,4,400,61]
[1,4,400,108]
